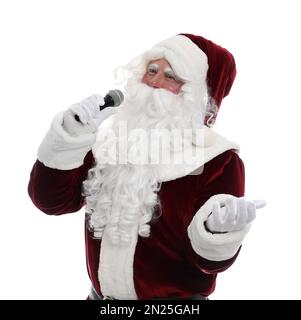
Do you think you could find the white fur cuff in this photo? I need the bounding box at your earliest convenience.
[187,194,252,261]
[37,111,96,170]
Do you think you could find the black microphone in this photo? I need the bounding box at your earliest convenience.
[75,89,124,122]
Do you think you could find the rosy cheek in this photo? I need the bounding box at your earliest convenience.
[164,83,182,94]
[142,74,148,84]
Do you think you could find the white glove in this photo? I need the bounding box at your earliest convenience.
[63,94,117,136]
[205,197,266,233]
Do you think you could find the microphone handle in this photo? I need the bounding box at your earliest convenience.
[74,114,81,122]
[100,95,114,110]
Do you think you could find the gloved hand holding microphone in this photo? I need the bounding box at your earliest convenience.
[63,90,124,136]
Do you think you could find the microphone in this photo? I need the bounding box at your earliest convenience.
[75,89,124,122]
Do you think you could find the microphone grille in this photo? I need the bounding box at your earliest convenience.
[108,89,124,106]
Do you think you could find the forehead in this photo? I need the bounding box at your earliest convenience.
[147,58,173,70]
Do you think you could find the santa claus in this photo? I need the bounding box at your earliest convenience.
[28,33,266,300]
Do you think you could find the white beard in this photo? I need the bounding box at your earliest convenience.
[83,80,204,246]
[116,81,195,130]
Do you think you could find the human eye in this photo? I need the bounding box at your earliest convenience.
[148,68,157,75]
[165,71,177,81]
[165,72,176,80]
[147,63,158,75]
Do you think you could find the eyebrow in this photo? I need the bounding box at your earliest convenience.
[164,68,175,75]
[164,68,180,81]
[148,63,159,70]
[147,63,179,80]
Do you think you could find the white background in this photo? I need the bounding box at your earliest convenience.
[0,0,300,300]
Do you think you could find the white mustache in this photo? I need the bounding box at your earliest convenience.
[119,82,185,124]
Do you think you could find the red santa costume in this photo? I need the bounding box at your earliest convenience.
[28,34,250,300]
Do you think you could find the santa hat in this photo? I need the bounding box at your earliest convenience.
[148,33,237,125]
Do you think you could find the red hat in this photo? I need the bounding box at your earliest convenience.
[148,34,236,125]
[180,33,237,125]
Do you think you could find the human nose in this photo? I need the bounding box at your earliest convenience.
[149,73,164,88]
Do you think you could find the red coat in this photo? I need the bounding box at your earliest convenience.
[28,149,244,299]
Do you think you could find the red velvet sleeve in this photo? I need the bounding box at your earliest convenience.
[28,151,95,215]
[185,150,245,274]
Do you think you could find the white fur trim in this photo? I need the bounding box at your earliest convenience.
[187,194,252,261]
[37,111,96,170]
[155,126,239,182]
[152,35,208,83]
[98,224,138,300]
